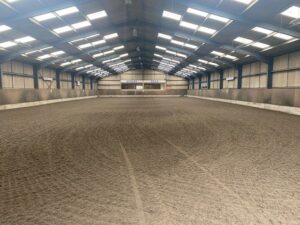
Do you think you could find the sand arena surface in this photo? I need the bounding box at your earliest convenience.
[0,97,299,225]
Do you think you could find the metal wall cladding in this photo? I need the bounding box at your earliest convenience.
[223,68,237,89]
[60,72,72,89]
[241,61,268,88]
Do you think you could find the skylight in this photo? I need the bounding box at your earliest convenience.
[186,8,208,17]
[158,33,172,40]
[72,21,91,29]
[162,11,182,21]
[251,42,270,49]
[54,26,72,34]
[234,37,253,44]
[187,7,231,23]
[0,41,17,48]
[211,51,238,60]
[233,0,254,5]
[0,25,11,33]
[56,6,79,16]
[38,54,51,60]
[33,13,56,22]
[209,15,230,23]
[87,11,107,20]
[15,36,36,44]
[281,6,300,19]
[104,33,118,40]
[198,26,216,35]
[179,21,198,30]
[273,33,293,40]
[252,27,273,35]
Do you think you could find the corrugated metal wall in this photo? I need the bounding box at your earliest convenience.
[242,62,267,88]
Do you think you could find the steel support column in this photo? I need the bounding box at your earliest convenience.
[219,70,224,89]
[56,69,61,90]
[207,73,211,90]
[192,78,195,90]
[33,64,39,89]
[267,58,274,89]
[199,75,202,90]
[82,75,85,90]
[0,64,3,89]
[71,73,75,89]
[90,77,93,90]
[237,65,243,89]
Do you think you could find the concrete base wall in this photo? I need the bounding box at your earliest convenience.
[187,88,300,107]
[98,89,187,96]
[0,89,97,105]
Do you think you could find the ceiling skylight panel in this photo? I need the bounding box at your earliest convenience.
[53,26,72,34]
[251,42,270,49]
[51,51,65,56]
[114,46,125,50]
[252,27,273,35]
[273,33,293,40]
[198,26,216,35]
[179,21,198,30]
[162,11,182,21]
[281,6,300,19]
[38,54,51,60]
[15,36,36,43]
[158,33,172,40]
[233,0,254,5]
[78,43,92,49]
[0,41,17,48]
[209,14,230,23]
[0,25,11,32]
[155,45,167,51]
[234,37,253,44]
[72,21,91,29]
[87,10,107,20]
[33,13,56,22]
[92,39,106,46]
[56,6,79,16]
[186,8,208,17]
[104,33,118,40]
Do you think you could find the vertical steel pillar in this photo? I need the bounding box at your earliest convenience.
[33,64,39,89]
[237,64,243,89]
[82,75,86,90]
[56,69,61,90]
[219,70,224,89]
[192,78,195,90]
[267,58,274,89]
[199,75,202,90]
[0,64,3,89]
[207,73,211,89]
[71,73,75,89]
[90,77,93,90]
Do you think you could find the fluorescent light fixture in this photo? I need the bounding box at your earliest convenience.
[281,6,300,19]
[154,53,163,58]
[251,42,270,49]
[234,37,253,44]
[209,14,230,23]
[120,53,128,58]
[38,54,51,60]
[76,67,84,71]
[71,59,82,63]
[224,54,238,60]
[54,26,72,34]
[114,46,125,50]
[0,25,11,32]
[87,10,107,20]
[51,51,65,56]
[61,62,72,67]
[185,43,198,49]
[72,21,91,29]
[104,33,118,40]
[0,41,17,48]
[187,8,208,17]
[78,43,92,49]
[56,6,79,16]
[211,51,225,56]
[273,33,293,40]
[15,36,36,43]
[34,13,56,22]
[155,45,167,51]
[92,39,106,46]
[84,64,93,68]
[158,33,172,40]
[198,26,216,35]
[179,21,198,30]
[252,27,273,35]
[234,0,254,5]
[208,62,219,67]
[162,10,182,21]
[198,59,209,64]
[171,40,184,46]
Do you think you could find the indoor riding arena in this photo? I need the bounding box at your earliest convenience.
[0,0,299,225]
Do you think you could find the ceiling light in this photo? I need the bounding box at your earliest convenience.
[54,26,72,34]
[114,46,125,50]
[281,6,300,19]
[273,33,293,40]
[186,8,208,17]
[61,62,72,67]
[198,59,208,64]
[158,33,172,40]
[78,43,92,49]
[185,43,198,49]
[71,59,82,63]
[56,6,79,16]
[251,42,270,49]
[154,53,163,58]
[87,10,107,20]
[234,0,254,5]
[15,36,36,43]
[92,40,106,46]
[0,41,17,48]
[252,27,273,35]
[33,13,56,22]
[155,45,167,51]
[51,51,65,56]
[208,62,219,67]
[104,33,118,40]
[224,54,238,60]
[76,67,84,71]
[209,14,230,23]
[162,10,182,21]
[198,26,216,35]
[120,53,128,58]
[234,37,253,44]
[0,25,11,33]
[38,54,51,60]
[179,21,198,30]
[211,51,225,56]
[72,21,91,29]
